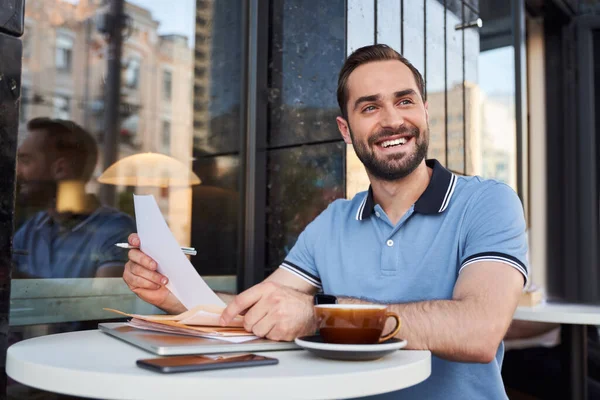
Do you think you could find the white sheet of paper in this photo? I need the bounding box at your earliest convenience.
[133,195,225,309]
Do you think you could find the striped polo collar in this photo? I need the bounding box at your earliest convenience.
[356,159,457,220]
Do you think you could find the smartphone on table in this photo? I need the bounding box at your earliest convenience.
[136,353,278,374]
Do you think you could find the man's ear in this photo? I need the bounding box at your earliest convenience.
[51,157,69,180]
[424,100,429,120]
[336,116,352,145]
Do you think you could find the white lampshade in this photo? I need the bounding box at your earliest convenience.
[97,153,201,188]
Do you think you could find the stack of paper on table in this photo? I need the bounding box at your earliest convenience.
[107,195,258,344]
[105,306,257,343]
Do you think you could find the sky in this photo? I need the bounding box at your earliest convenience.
[128,0,196,47]
[479,46,516,97]
[62,0,196,47]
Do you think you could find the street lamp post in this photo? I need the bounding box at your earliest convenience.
[99,0,125,207]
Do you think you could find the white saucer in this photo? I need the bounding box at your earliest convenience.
[294,335,407,361]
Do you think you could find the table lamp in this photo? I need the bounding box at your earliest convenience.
[97,153,201,188]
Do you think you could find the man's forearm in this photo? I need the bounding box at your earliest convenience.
[339,297,508,363]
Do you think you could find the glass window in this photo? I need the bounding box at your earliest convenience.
[402,0,425,74]
[425,0,447,164]
[10,4,241,390]
[268,0,345,148]
[478,46,517,190]
[446,3,465,174]
[162,120,171,154]
[266,0,346,275]
[196,0,243,155]
[463,2,481,176]
[477,0,518,191]
[266,142,345,275]
[163,70,172,100]
[376,0,401,51]
[124,57,141,89]
[19,87,28,123]
[55,33,73,72]
[190,154,240,277]
[52,95,70,119]
[22,24,32,59]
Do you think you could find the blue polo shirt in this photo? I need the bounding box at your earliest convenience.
[280,159,528,400]
[13,206,135,278]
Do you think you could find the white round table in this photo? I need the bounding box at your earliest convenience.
[7,330,431,400]
[513,303,600,400]
[514,302,600,325]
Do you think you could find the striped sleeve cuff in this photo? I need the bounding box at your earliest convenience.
[279,260,322,289]
[459,252,529,287]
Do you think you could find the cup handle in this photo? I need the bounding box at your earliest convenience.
[379,312,401,343]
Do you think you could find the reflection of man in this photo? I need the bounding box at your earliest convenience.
[123,45,527,399]
[13,118,135,278]
[190,154,239,275]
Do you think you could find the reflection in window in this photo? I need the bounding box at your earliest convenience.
[446,4,465,174]
[189,0,243,274]
[402,0,425,75]
[52,95,70,120]
[162,120,171,154]
[268,0,345,147]
[23,25,32,59]
[11,0,202,338]
[425,0,447,164]
[478,46,517,190]
[464,2,480,176]
[19,87,28,123]
[190,155,240,276]
[266,143,345,274]
[125,57,141,89]
[266,0,346,274]
[13,117,134,280]
[55,33,73,72]
[163,70,172,100]
[197,0,243,154]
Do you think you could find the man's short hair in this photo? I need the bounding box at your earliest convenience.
[27,117,98,182]
[336,44,426,119]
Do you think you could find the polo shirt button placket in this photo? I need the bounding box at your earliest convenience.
[381,237,398,275]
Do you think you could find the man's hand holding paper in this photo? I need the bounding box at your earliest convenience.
[122,195,317,342]
[123,233,186,315]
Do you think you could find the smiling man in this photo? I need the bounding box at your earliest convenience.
[123,44,527,399]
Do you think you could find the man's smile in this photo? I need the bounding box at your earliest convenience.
[373,134,415,153]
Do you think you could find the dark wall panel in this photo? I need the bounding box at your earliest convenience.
[0,27,22,396]
[267,0,346,148]
[0,0,24,36]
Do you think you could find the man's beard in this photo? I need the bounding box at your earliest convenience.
[349,123,429,181]
[16,180,57,207]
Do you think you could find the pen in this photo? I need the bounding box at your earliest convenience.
[114,243,197,256]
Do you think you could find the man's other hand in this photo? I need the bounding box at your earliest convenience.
[220,281,317,341]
